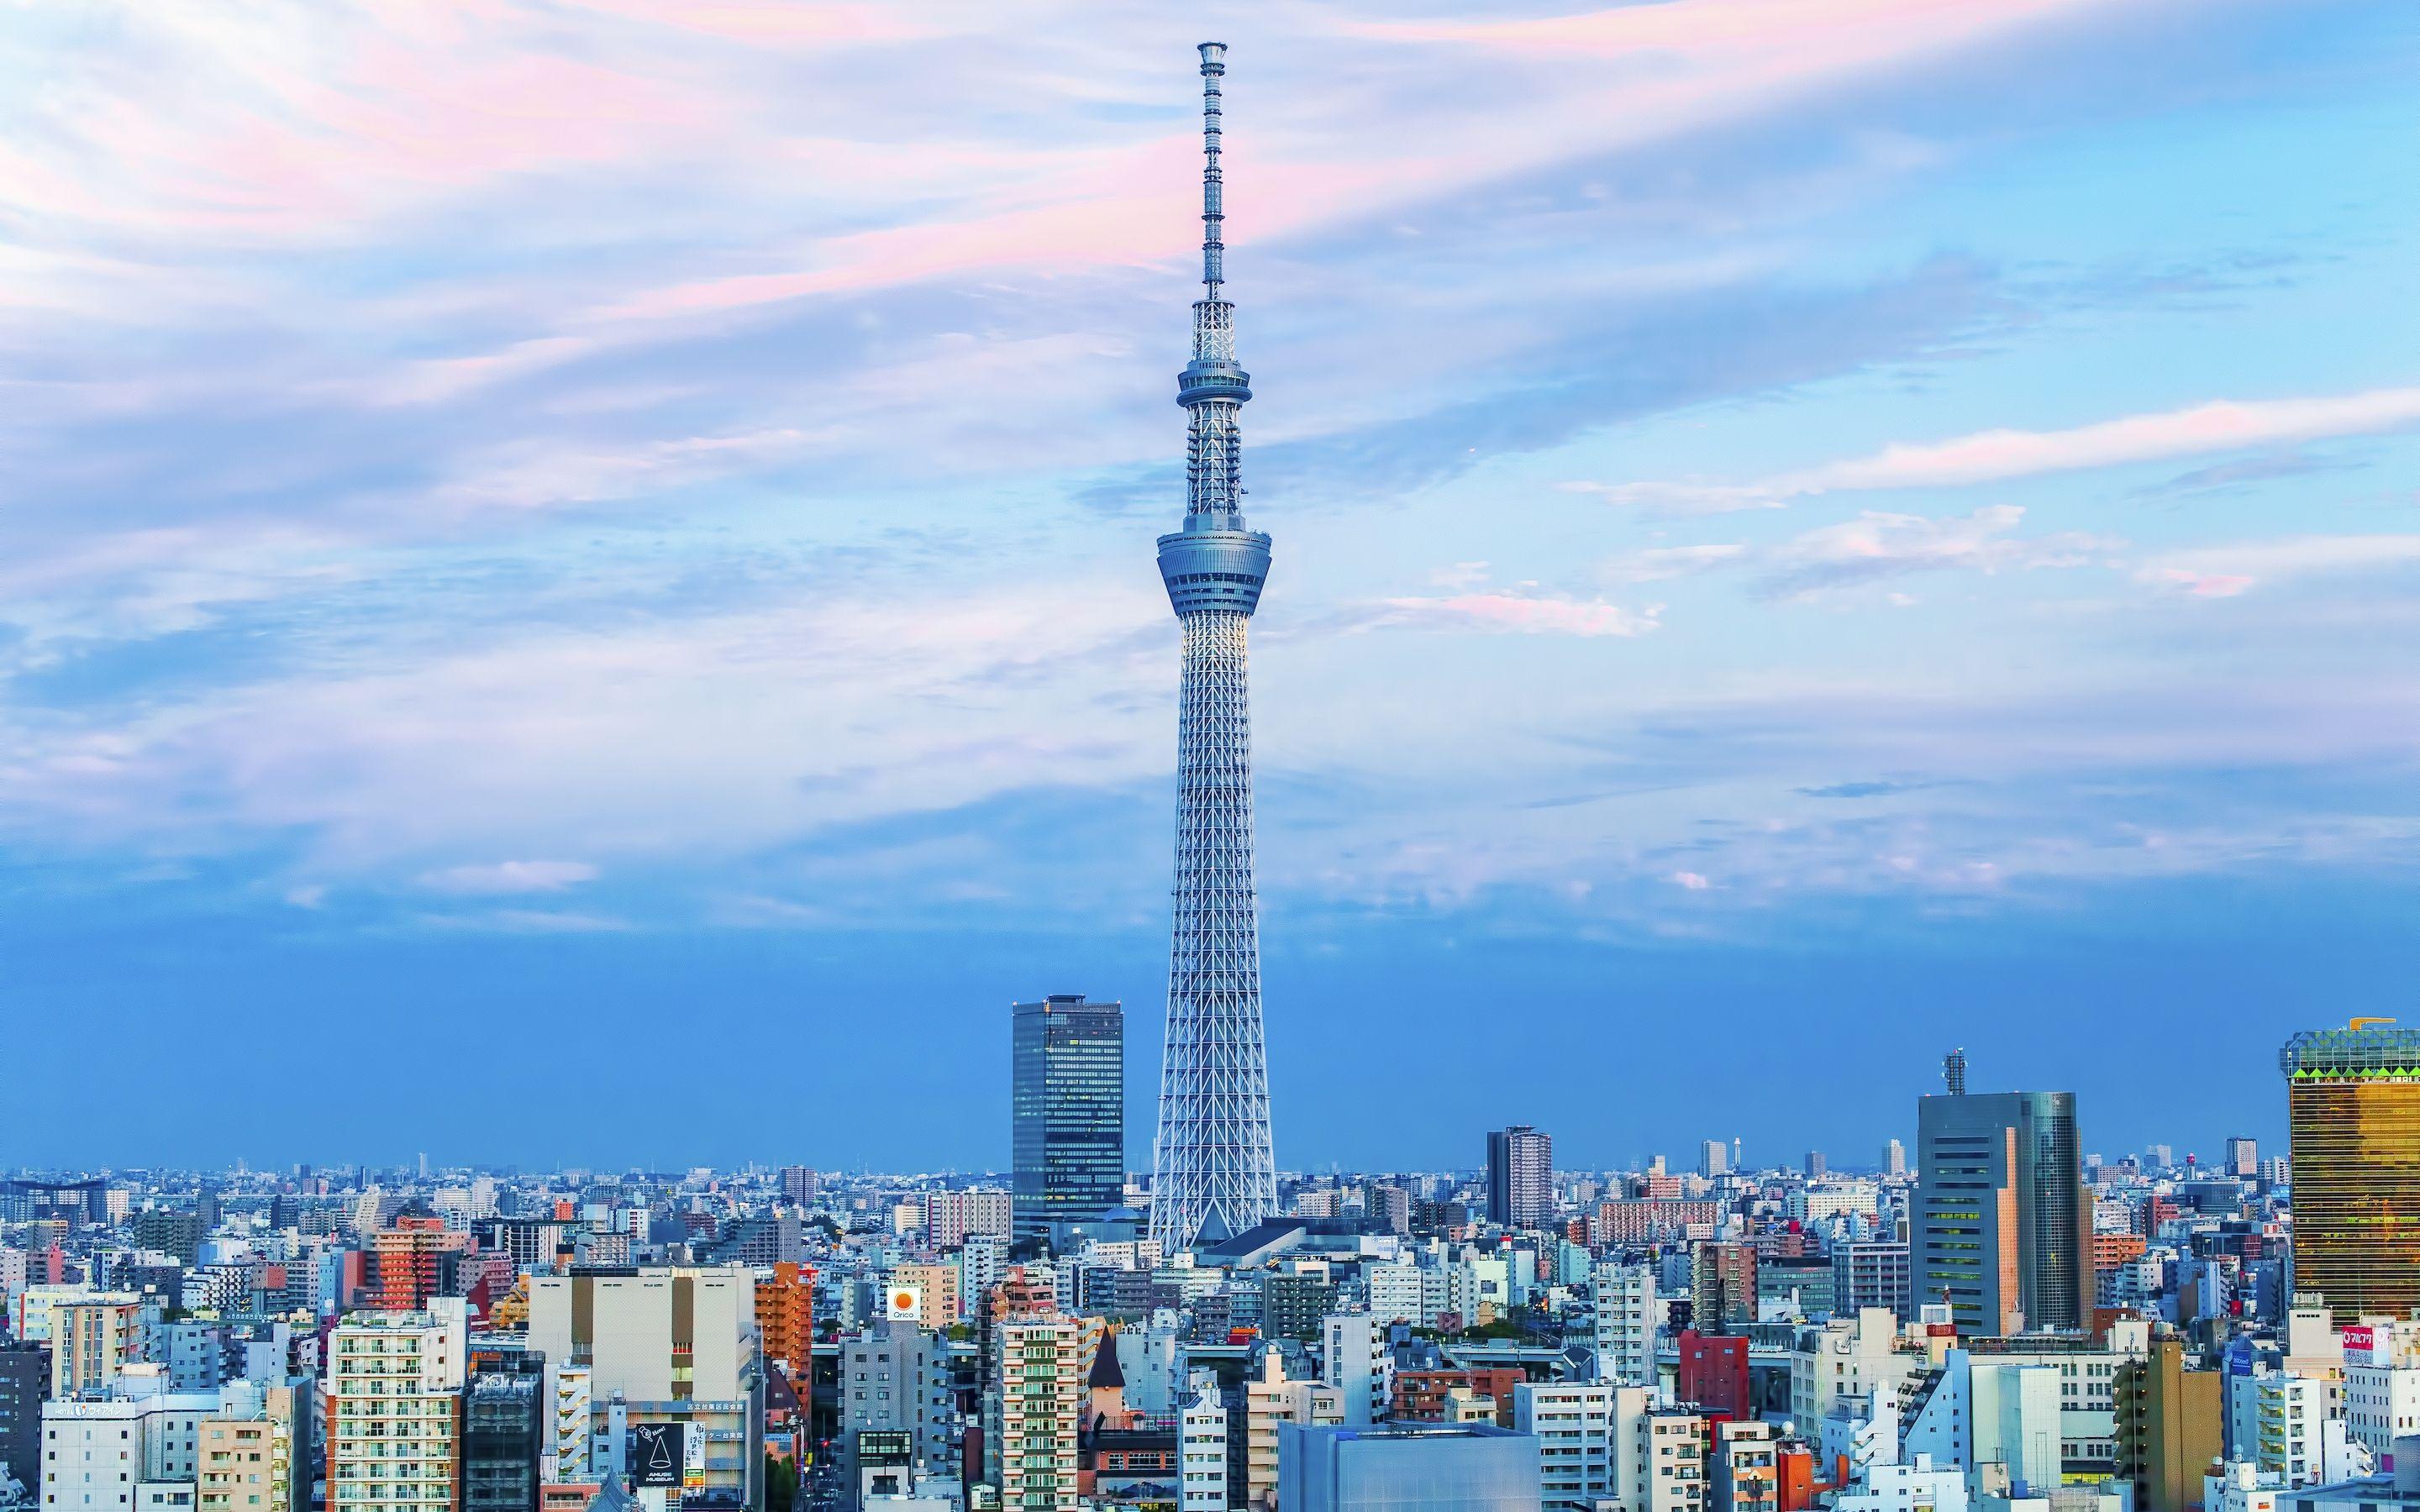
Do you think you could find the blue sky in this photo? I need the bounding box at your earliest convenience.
[3,0,2415,1173]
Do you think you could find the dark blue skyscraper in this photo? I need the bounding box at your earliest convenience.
[1012,995,1124,1246]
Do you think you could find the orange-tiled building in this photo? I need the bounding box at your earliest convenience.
[755,1262,817,1377]
[367,1213,472,1311]
[2093,1231,2149,1272]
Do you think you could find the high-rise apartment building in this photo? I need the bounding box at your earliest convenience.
[368,1214,472,1312]
[1831,1242,1912,1320]
[328,1305,470,1512]
[2115,1336,2223,1512]
[50,1294,141,1399]
[991,1317,1083,1510]
[923,1189,1012,1249]
[1244,1353,1342,1510]
[753,1262,815,1381]
[1320,1314,1392,1425]
[840,1324,957,1501]
[1517,1379,1618,1511]
[777,1167,819,1205]
[2225,1137,2260,1179]
[2281,1022,2420,1322]
[1699,1141,1729,1179]
[1012,995,1125,1247]
[1883,1140,1907,1179]
[1691,1243,1757,1333]
[1485,1127,1553,1231]
[1913,1083,2090,1334]
[1591,1263,1657,1385]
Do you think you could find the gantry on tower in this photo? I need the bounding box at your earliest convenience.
[1147,41,1278,1253]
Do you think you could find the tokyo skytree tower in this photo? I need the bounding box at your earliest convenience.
[1148,41,1278,1253]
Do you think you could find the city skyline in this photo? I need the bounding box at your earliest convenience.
[2,3,2416,1167]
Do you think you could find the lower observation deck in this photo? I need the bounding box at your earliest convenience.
[1158,526,1270,615]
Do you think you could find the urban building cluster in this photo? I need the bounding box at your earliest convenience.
[2,1022,2415,1512]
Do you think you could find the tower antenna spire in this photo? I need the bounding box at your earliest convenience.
[1198,41,1225,300]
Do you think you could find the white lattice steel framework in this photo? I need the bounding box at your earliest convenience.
[1149,43,1278,1252]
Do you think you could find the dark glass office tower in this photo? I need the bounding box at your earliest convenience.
[1013,995,1125,1246]
[1914,1083,2090,1334]
[464,1368,544,1512]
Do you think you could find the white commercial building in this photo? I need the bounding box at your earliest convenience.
[1790,1308,1911,1431]
[1591,1263,1658,1386]
[41,1391,222,1512]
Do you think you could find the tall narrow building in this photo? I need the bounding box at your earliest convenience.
[1912,1075,2090,1335]
[1012,995,1125,1247]
[1150,41,1279,1254]
[1485,1126,1552,1230]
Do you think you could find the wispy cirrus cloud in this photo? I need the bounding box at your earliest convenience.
[1368,590,1664,638]
[1571,385,2420,511]
[1758,505,2120,599]
[2137,534,2420,599]
[419,860,601,895]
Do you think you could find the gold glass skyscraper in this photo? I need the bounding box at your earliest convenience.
[2281,1021,2420,1322]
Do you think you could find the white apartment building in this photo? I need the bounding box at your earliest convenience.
[1320,1315,1392,1426]
[326,1305,467,1512]
[547,1367,590,1480]
[2230,1371,2328,1486]
[1592,1263,1658,1386]
[1177,1374,1228,1512]
[1625,1396,1708,1512]
[2206,1462,2287,1512]
[1515,1380,1616,1512]
[1365,1263,1424,1328]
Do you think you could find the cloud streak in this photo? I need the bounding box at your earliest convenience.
[1575,385,2420,510]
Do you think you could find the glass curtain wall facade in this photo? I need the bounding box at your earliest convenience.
[1013,995,1125,1246]
[2281,1021,2420,1322]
